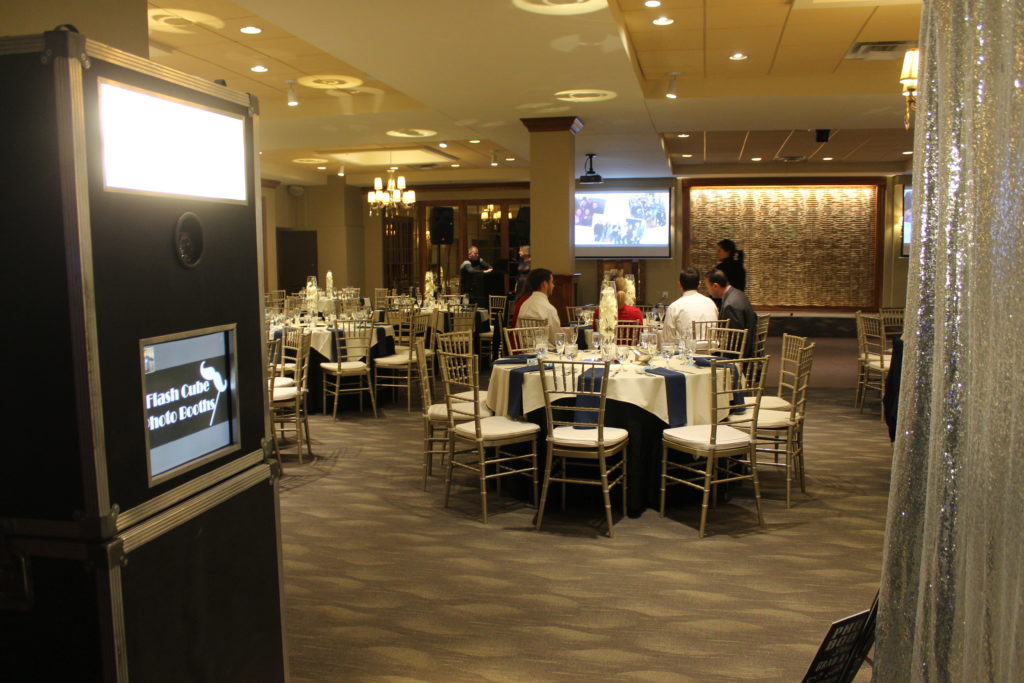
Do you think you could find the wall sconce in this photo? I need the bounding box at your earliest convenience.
[900,48,919,130]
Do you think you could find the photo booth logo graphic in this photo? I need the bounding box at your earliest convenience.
[199,361,228,426]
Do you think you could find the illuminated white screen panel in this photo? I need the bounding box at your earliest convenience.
[99,81,247,202]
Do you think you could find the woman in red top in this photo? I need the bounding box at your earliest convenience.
[593,276,643,328]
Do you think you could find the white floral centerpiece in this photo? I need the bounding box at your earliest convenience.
[305,280,318,314]
[598,279,617,337]
[623,274,637,306]
[424,270,436,305]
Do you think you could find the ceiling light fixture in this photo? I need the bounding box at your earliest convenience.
[286,80,298,107]
[645,0,662,6]
[823,157,834,161]
[468,139,481,144]
[665,72,679,99]
[250,65,268,73]
[677,133,690,138]
[450,163,461,168]
[680,153,693,158]
[239,26,262,34]
[480,204,502,230]
[751,157,762,161]
[652,16,674,26]
[438,141,448,148]
[900,48,920,130]
[337,166,345,177]
[729,52,748,61]
[505,156,516,162]
[490,150,499,167]
[316,166,326,170]
[902,150,914,155]
[367,167,415,217]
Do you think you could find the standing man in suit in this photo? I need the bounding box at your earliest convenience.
[704,268,757,358]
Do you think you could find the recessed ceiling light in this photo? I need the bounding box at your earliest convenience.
[677,133,690,138]
[645,0,662,6]
[292,157,330,164]
[751,157,762,161]
[239,26,262,34]
[902,150,914,155]
[386,128,437,138]
[680,153,693,158]
[450,163,461,168]
[505,156,516,161]
[823,157,834,161]
[438,142,448,148]
[298,74,364,90]
[553,88,618,103]
[468,139,481,144]
[337,167,345,177]
[652,16,674,26]
[250,65,268,73]
[512,0,606,17]
[316,166,326,170]
[729,52,748,61]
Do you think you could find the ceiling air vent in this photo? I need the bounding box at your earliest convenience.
[845,41,916,61]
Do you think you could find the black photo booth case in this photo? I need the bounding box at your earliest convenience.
[0,31,286,680]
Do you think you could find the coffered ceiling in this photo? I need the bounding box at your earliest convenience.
[146,0,922,186]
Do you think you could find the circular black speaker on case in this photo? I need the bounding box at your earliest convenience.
[174,212,204,268]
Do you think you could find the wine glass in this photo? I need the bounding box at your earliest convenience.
[535,339,548,358]
[565,342,578,360]
[591,331,602,355]
[602,341,617,363]
[662,341,674,363]
[555,332,566,358]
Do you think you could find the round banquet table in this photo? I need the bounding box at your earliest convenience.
[485,354,724,515]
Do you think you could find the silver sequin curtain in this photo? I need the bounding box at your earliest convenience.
[875,0,1024,680]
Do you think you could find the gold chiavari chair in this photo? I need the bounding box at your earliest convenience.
[613,323,644,347]
[660,356,768,537]
[535,359,629,538]
[439,349,539,523]
[857,313,889,415]
[753,342,814,508]
[503,325,549,356]
[879,306,905,339]
[321,321,377,419]
[708,326,748,359]
[271,331,313,464]
[692,318,728,342]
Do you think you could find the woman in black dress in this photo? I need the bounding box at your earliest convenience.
[715,238,746,291]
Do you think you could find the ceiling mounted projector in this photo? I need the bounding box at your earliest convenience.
[578,153,603,184]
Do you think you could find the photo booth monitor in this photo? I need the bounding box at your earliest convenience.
[141,325,240,485]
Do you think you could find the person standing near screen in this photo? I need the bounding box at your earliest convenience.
[715,239,746,292]
[459,246,492,309]
[513,245,531,298]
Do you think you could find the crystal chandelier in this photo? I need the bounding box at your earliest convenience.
[367,168,416,217]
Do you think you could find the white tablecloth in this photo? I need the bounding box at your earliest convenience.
[485,355,718,426]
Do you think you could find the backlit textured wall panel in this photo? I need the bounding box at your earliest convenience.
[689,186,878,308]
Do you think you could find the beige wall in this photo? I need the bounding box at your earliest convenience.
[882,177,910,307]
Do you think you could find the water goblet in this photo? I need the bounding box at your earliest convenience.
[591,331,602,354]
[565,343,578,360]
[535,340,548,359]
[555,332,566,358]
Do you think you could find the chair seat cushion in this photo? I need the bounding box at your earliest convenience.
[427,402,492,422]
[479,331,494,340]
[760,395,792,411]
[273,361,297,373]
[550,426,628,447]
[374,352,412,367]
[321,360,368,373]
[663,424,750,449]
[865,359,888,371]
[454,416,540,440]
[269,376,295,388]
[272,386,301,402]
[754,409,795,429]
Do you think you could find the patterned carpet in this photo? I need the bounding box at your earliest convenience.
[276,347,890,681]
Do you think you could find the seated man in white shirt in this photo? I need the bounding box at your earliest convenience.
[663,266,720,342]
[517,267,562,345]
